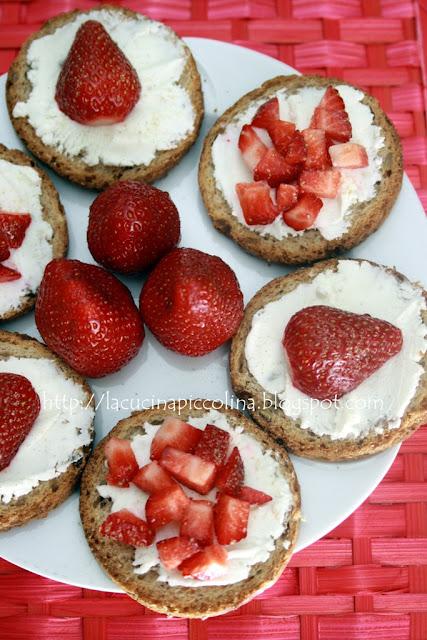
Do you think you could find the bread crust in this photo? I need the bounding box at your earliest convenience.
[199,75,403,265]
[0,330,94,531]
[230,258,427,461]
[6,5,204,190]
[80,400,301,618]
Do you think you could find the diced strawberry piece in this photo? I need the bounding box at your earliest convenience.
[302,128,332,170]
[194,424,230,467]
[214,494,250,545]
[157,536,200,570]
[254,148,298,187]
[310,86,352,142]
[276,184,299,212]
[159,447,217,495]
[100,509,154,547]
[299,169,341,198]
[238,124,268,171]
[0,213,31,250]
[104,437,138,487]
[179,544,228,580]
[145,483,189,529]
[235,182,278,225]
[132,461,176,494]
[283,193,323,231]
[180,499,214,546]
[329,142,369,168]
[0,232,10,262]
[238,486,273,505]
[150,416,202,461]
[317,86,346,111]
[266,120,295,155]
[215,447,244,496]
[284,131,306,165]
[0,264,21,282]
[251,97,280,129]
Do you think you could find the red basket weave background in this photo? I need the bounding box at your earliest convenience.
[1,1,427,639]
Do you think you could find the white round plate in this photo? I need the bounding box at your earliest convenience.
[0,38,426,592]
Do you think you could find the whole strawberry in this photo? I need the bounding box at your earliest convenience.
[87,181,180,274]
[139,248,244,356]
[55,20,141,125]
[35,259,144,378]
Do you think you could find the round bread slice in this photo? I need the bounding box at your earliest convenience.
[0,143,68,321]
[0,330,95,531]
[80,401,300,618]
[230,259,427,461]
[199,75,403,264]
[6,6,204,190]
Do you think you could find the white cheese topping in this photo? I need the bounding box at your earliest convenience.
[212,85,385,241]
[245,260,427,440]
[13,9,196,167]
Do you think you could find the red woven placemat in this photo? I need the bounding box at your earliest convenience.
[1,1,427,639]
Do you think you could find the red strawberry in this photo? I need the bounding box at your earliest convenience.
[284,131,307,165]
[267,120,296,156]
[35,259,144,378]
[215,447,244,496]
[283,305,403,401]
[302,128,332,170]
[0,212,31,249]
[0,373,40,471]
[235,181,278,225]
[132,461,176,494]
[157,536,200,570]
[55,20,140,125]
[329,142,368,168]
[251,97,280,129]
[0,232,10,262]
[254,148,298,187]
[139,248,243,357]
[150,417,201,461]
[276,184,299,213]
[179,544,228,580]
[317,86,346,111]
[100,509,154,547]
[0,265,21,282]
[145,484,189,529]
[283,193,323,231]
[238,486,272,505]
[311,87,352,142]
[299,168,341,198]
[180,499,214,546]
[194,424,230,467]
[238,125,268,171]
[214,494,250,545]
[159,447,217,495]
[87,181,180,274]
[104,437,138,487]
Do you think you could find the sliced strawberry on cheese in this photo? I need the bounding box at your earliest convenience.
[180,499,214,546]
[194,424,230,467]
[266,120,295,156]
[238,124,268,171]
[310,86,352,142]
[302,128,332,170]
[215,447,244,496]
[0,233,10,262]
[283,193,323,231]
[251,97,280,129]
[0,213,31,250]
[145,483,189,529]
[284,131,306,165]
[299,168,341,198]
[329,142,368,168]
[0,264,21,282]
[157,536,200,570]
[104,437,138,487]
[100,509,154,547]
[214,494,250,545]
[238,486,272,505]
[317,85,346,111]
[132,461,176,494]
[150,416,201,460]
[159,447,217,495]
[276,184,299,212]
[178,544,228,580]
[254,148,298,187]
[235,182,278,225]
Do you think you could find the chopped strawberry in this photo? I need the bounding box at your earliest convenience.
[0,232,10,262]
[104,437,138,487]
[317,85,346,112]
[157,536,200,570]
[299,169,341,198]
[276,184,299,212]
[194,424,230,467]
[238,124,268,171]
[0,213,31,249]
[159,447,217,495]
[214,494,250,545]
[283,193,323,231]
[266,119,295,155]
[302,128,332,170]
[179,544,228,580]
[150,417,202,461]
[238,486,272,505]
[254,148,298,187]
[251,97,280,129]
[145,484,189,529]
[0,265,21,282]
[132,461,176,494]
[215,447,244,496]
[235,182,278,225]
[310,86,352,142]
[284,131,306,165]
[329,142,368,168]
[180,499,214,546]
[100,509,154,547]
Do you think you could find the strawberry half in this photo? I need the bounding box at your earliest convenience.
[100,509,154,547]
[150,417,201,461]
[235,182,278,225]
[283,305,403,400]
[276,184,299,213]
[254,148,298,187]
[145,484,189,529]
[267,120,296,156]
[283,193,323,231]
[104,437,138,487]
[310,87,352,142]
[132,461,176,494]
[180,499,214,546]
[0,213,31,250]
[157,536,200,570]
[215,447,244,496]
[238,486,272,505]
[329,142,368,168]
[0,265,21,282]
[178,544,228,580]
[214,494,250,545]
[238,125,268,171]
[299,168,341,198]
[302,128,332,170]
[159,447,217,495]
[194,424,230,467]
[251,97,280,129]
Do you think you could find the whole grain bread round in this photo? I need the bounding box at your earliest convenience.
[0,330,94,531]
[199,75,403,265]
[6,5,204,190]
[230,258,427,461]
[0,144,68,321]
[80,400,300,618]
